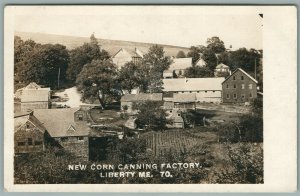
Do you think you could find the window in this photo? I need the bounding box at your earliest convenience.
[182,91,184,93]
[233,76,236,80]
[78,136,84,141]
[26,124,30,129]
[213,91,215,93]
[249,84,253,89]
[241,76,244,80]
[241,84,245,89]
[27,138,33,145]
[197,91,199,93]
[78,114,83,121]
[17,142,25,146]
[177,114,181,117]
[226,94,230,99]
[226,84,229,89]
[190,91,192,93]
[205,91,207,93]
[35,141,43,145]
[233,84,236,89]
[249,93,253,98]
[241,94,245,99]
[233,94,237,99]
[170,110,172,113]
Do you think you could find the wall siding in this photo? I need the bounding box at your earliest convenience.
[222,70,257,103]
[21,102,49,112]
[15,121,45,153]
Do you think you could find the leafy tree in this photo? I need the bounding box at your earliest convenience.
[176,50,186,58]
[139,45,172,93]
[118,61,140,93]
[76,59,119,106]
[133,101,168,130]
[228,48,261,72]
[66,33,110,83]
[18,43,69,89]
[184,66,214,78]
[206,36,226,53]
[217,51,230,65]
[187,46,202,65]
[202,48,218,71]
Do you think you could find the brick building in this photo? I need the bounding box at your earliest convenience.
[222,68,258,103]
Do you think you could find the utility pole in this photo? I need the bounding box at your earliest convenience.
[57,67,60,89]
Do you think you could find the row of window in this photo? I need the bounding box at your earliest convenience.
[233,75,244,81]
[226,93,253,99]
[179,91,216,93]
[17,138,42,146]
[226,84,253,89]
[61,136,84,142]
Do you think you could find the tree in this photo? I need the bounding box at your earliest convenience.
[187,46,202,65]
[202,48,218,71]
[18,44,69,89]
[206,36,226,53]
[184,66,214,78]
[228,48,261,72]
[118,62,140,93]
[140,45,172,93]
[66,33,110,83]
[217,51,229,65]
[176,50,186,58]
[76,59,119,106]
[133,101,168,130]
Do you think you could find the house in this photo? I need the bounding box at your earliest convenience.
[222,68,258,103]
[163,77,225,103]
[163,57,192,78]
[34,108,91,159]
[214,63,231,77]
[14,111,49,154]
[121,93,163,113]
[166,108,184,129]
[20,82,50,112]
[195,58,207,67]
[112,48,144,69]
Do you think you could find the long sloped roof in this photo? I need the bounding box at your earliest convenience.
[215,63,229,69]
[33,108,90,137]
[121,93,163,102]
[222,68,258,84]
[14,114,46,133]
[173,93,196,103]
[163,78,225,92]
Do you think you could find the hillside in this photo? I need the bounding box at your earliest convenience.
[15,31,190,57]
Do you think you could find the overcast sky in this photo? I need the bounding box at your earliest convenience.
[14,7,263,50]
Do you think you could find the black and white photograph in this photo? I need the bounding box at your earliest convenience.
[3,5,297,192]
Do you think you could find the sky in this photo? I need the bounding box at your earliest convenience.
[14,7,263,50]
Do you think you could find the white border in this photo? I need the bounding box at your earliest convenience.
[4,6,297,192]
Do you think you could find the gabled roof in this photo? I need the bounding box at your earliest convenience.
[14,113,46,133]
[34,108,90,137]
[112,48,144,58]
[222,68,258,84]
[168,58,192,70]
[195,58,207,67]
[121,93,163,102]
[215,63,229,69]
[163,78,225,92]
[25,82,41,89]
[173,93,196,103]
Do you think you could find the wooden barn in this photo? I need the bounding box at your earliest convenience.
[222,68,258,103]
